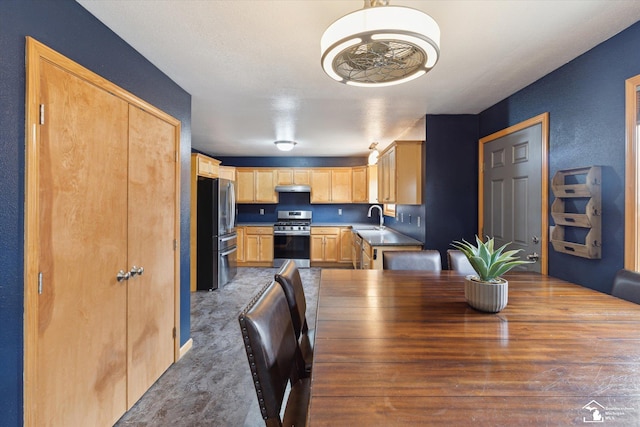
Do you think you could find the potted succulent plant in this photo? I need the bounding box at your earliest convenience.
[451,236,533,313]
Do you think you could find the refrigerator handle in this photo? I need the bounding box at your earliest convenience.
[220,246,237,257]
[229,181,236,228]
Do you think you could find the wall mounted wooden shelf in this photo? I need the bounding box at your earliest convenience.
[550,166,601,259]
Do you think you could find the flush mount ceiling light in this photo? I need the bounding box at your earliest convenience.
[368,142,379,165]
[321,0,440,87]
[274,140,297,151]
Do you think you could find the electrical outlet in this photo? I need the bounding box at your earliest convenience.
[417,216,421,227]
[259,208,264,215]
[400,212,404,222]
[338,208,342,215]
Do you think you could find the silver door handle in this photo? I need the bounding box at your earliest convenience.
[117,270,131,282]
[130,266,144,276]
[527,252,540,262]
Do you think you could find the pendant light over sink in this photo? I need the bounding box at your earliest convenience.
[321,0,440,87]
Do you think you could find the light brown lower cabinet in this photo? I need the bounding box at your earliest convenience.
[311,227,340,262]
[241,226,274,266]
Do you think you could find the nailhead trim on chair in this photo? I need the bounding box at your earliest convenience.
[239,281,273,421]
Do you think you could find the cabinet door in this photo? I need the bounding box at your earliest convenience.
[259,235,274,262]
[352,166,368,203]
[34,59,129,426]
[255,169,277,202]
[310,235,326,262]
[339,228,353,263]
[379,146,397,203]
[219,165,236,181]
[362,242,373,269]
[294,169,311,185]
[236,169,255,202]
[127,106,177,407]
[310,169,331,202]
[331,168,352,202]
[245,234,261,262]
[276,168,293,185]
[323,234,340,262]
[236,227,245,262]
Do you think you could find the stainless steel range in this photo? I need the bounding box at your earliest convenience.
[273,210,311,268]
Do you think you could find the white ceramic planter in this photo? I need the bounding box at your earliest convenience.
[464,276,508,313]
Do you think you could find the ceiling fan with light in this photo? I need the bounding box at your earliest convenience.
[321,0,440,87]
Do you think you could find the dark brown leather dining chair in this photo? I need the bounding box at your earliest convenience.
[382,250,442,271]
[611,269,640,305]
[447,249,476,275]
[238,280,310,427]
[275,259,314,372]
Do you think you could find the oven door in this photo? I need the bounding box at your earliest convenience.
[273,232,310,268]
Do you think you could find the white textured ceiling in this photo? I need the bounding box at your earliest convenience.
[76,0,640,158]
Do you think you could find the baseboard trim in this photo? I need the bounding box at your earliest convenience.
[179,338,193,359]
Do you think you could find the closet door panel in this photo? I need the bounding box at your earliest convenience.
[127,106,177,407]
[37,60,129,426]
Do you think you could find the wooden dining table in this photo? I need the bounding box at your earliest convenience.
[307,269,640,426]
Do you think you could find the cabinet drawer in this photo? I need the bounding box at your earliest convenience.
[311,227,340,235]
[246,226,273,235]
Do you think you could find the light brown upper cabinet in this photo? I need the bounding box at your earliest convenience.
[352,166,369,203]
[193,153,220,178]
[310,168,352,203]
[236,168,278,203]
[24,38,180,427]
[378,140,423,204]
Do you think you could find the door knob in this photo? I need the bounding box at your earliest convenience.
[532,236,540,244]
[130,266,144,276]
[527,252,540,262]
[117,270,131,282]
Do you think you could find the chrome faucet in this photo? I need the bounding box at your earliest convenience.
[367,205,384,229]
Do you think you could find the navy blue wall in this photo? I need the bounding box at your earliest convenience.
[479,21,640,293]
[0,2,192,424]
[423,115,479,263]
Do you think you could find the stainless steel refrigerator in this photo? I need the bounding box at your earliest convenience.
[196,177,237,290]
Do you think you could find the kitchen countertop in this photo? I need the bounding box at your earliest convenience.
[236,222,423,247]
[353,227,423,247]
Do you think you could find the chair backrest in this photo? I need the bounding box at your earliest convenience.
[274,259,308,337]
[383,250,442,271]
[238,281,305,425]
[447,249,477,275]
[612,269,640,304]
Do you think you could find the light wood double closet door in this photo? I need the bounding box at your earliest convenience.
[25,38,180,426]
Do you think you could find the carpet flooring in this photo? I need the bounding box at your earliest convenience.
[114,266,321,427]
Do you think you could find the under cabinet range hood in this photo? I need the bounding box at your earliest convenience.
[274,185,311,193]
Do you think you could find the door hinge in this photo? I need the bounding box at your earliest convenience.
[173,239,177,250]
[175,151,178,162]
[39,104,45,125]
[172,327,177,338]
[38,271,43,294]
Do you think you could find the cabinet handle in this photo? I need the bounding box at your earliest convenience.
[130,266,144,276]
[117,270,131,282]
